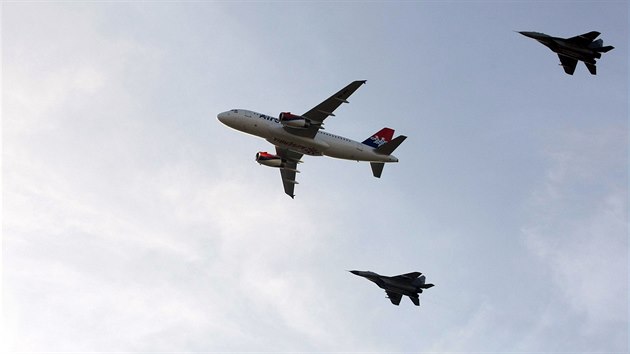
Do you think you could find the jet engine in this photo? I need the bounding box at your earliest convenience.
[255,152,284,168]
[279,112,309,128]
[256,152,301,175]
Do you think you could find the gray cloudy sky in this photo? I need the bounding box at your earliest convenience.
[3,1,628,352]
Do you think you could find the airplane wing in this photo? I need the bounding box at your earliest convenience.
[276,147,303,198]
[558,54,578,75]
[567,31,600,45]
[286,80,367,138]
[409,295,420,306]
[385,290,402,306]
[392,272,422,280]
[584,62,597,75]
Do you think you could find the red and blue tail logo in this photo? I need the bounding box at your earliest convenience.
[362,128,394,148]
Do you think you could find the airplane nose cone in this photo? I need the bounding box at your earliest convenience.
[217,111,229,124]
[518,31,539,39]
[349,270,361,276]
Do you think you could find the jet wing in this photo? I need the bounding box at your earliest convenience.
[392,272,422,280]
[385,290,402,306]
[409,295,420,306]
[286,80,367,138]
[558,54,578,75]
[276,147,303,198]
[584,62,597,75]
[567,31,600,45]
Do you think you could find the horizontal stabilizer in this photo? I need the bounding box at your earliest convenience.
[370,162,385,178]
[585,62,597,75]
[375,135,407,155]
[597,45,614,53]
[409,296,420,306]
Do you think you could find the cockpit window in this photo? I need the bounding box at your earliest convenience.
[231,109,238,113]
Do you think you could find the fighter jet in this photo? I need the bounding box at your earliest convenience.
[518,31,614,75]
[350,270,434,306]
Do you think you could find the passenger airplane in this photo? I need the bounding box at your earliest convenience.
[217,80,407,198]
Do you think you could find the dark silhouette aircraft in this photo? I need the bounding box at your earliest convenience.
[350,270,434,306]
[518,31,614,75]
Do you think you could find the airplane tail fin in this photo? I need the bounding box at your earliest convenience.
[585,62,597,75]
[589,38,604,48]
[363,128,406,178]
[413,275,435,289]
[368,134,407,178]
[409,296,420,306]
[362,128,394,148]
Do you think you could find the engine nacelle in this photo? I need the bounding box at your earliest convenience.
[255,152,284,168]
[279,112,309,128]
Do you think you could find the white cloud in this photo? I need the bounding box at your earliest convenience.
[521,126,628,350]
[3,149,358,351]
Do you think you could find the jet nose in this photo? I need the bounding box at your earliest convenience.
[217,111,229,124]
[349,270,361,276]
[517,31,540,39]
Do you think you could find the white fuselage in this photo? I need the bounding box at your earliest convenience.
[217,109,398,163]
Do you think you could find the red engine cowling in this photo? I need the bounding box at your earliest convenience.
[255,152,284,168]
[279,112,309,128]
